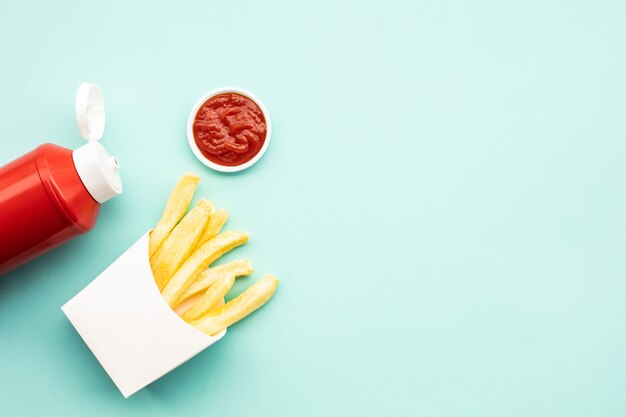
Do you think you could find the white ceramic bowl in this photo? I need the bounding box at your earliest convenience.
[187,87,272,173]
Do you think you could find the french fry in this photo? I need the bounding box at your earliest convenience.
[213,298,225,309]
[195,208,228,249]
[161,231,249,305]
[149,173,200,257]
[176,260,253,306]
[181,274,236,321]
[151,199,212,291]
[191,275,279,336]
[150,199,212,266]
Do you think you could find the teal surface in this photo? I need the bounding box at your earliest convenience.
[1,0,625,415]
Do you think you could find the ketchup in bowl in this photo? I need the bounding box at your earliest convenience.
[192,93,267,167]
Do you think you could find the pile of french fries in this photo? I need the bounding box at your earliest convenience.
[148,173,279,336]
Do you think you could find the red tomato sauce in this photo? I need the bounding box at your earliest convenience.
[193,93,267,167]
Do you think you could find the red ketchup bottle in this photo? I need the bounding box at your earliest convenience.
[0,83,122,275]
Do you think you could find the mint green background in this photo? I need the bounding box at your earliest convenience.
[1,0,625,415]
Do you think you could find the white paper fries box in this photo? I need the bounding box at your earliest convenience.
[61,232,226,398]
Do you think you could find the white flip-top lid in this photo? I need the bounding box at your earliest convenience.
[72,83,122,203]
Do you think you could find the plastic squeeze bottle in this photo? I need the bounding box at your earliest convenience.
[0,83,122,275]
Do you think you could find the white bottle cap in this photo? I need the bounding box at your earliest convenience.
[72,83,122,203]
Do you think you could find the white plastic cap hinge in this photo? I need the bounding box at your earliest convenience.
[72,82,122,203]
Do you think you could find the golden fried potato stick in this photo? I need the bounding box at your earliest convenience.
[181,274,236,322]
[150,198,212,264]
[191,275,279,336]
[195,208,229,250]
[151,199,212,291]
[188,297,223,315]
[151,198,213,265]
[149,173,200,257]
[176,260,253,306]
[161,231,249,305]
